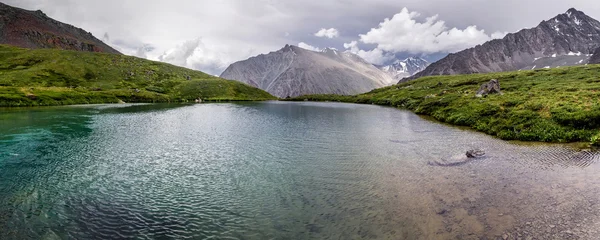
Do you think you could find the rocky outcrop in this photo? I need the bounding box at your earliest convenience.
[476,79,502,97]
[220,45,395,98]
[410,8,600,80]
[0,2,120,54]
[589,47,600,64]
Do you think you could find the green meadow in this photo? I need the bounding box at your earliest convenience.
[290,65,600,144]
[0,45,275,107]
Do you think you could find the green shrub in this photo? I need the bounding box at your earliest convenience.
[592,133,600,147]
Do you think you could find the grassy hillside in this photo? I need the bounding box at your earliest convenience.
[0,45,275,106]
[289,65,600,144]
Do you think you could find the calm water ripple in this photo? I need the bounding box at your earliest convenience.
[1,102,600,239]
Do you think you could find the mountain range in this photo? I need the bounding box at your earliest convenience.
[2,1,600,99]
[379,57,429,81]
[0,2,120,54]
[410,8,600,80]
[220,45,400,98]
[224,8,600,94]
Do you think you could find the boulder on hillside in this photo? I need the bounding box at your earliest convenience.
[589,47,600,64]
[476,79,502,97]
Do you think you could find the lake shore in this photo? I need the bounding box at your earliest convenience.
[286,65,600,145]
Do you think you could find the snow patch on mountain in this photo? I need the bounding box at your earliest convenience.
[379,57,430,81]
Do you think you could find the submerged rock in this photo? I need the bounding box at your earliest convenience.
[476,79,501,97]
[466,149,486,158]
[428,149,486,167]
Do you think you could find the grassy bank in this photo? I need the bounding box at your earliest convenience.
[0,45,275,107]
[289,65,600,144]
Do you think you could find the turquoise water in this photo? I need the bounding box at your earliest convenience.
[1,102,600,239]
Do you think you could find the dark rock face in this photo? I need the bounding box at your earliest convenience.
[589,47,600,64]
[476,79,502,97]
[410,8,600,80]
[220,45,394,98]
[0,2,120,54]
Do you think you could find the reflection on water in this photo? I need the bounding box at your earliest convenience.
[0,102,599,240]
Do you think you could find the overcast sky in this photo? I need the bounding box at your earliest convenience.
[4,0,600,75]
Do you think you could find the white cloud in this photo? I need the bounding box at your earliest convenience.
[6,0,597,73]
[491,31,509,39]
[314,28,340,38]
[298,42,321,51]
[358,8,505,54]
[134,44,155,58]
[158,38,257,76]
[343,41,394,65]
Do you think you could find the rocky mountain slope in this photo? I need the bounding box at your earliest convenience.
[410,8,600,80]
[589,47,600,64]
[220,45,395,98]
[0,2,120,54]
[380,57,429,82]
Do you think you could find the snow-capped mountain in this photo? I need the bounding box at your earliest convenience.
[411,8,600,80]
[380,57,429,81]
[220,45,395,98]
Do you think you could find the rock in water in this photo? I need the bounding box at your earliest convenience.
[476,79,501,97]
[466,149,485,158]
[428,149,485,167]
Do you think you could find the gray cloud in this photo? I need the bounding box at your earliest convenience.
[4,0,600,73]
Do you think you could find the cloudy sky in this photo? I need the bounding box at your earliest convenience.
[5,0,600,75]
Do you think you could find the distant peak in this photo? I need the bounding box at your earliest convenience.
[401,56,428,63]
[281,44,296,51]
[565,8,586,17]
[405,56,422,60]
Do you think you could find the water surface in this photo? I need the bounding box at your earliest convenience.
[1,102,599,239]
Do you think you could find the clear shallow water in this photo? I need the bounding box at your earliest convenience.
[1,102,600,240]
